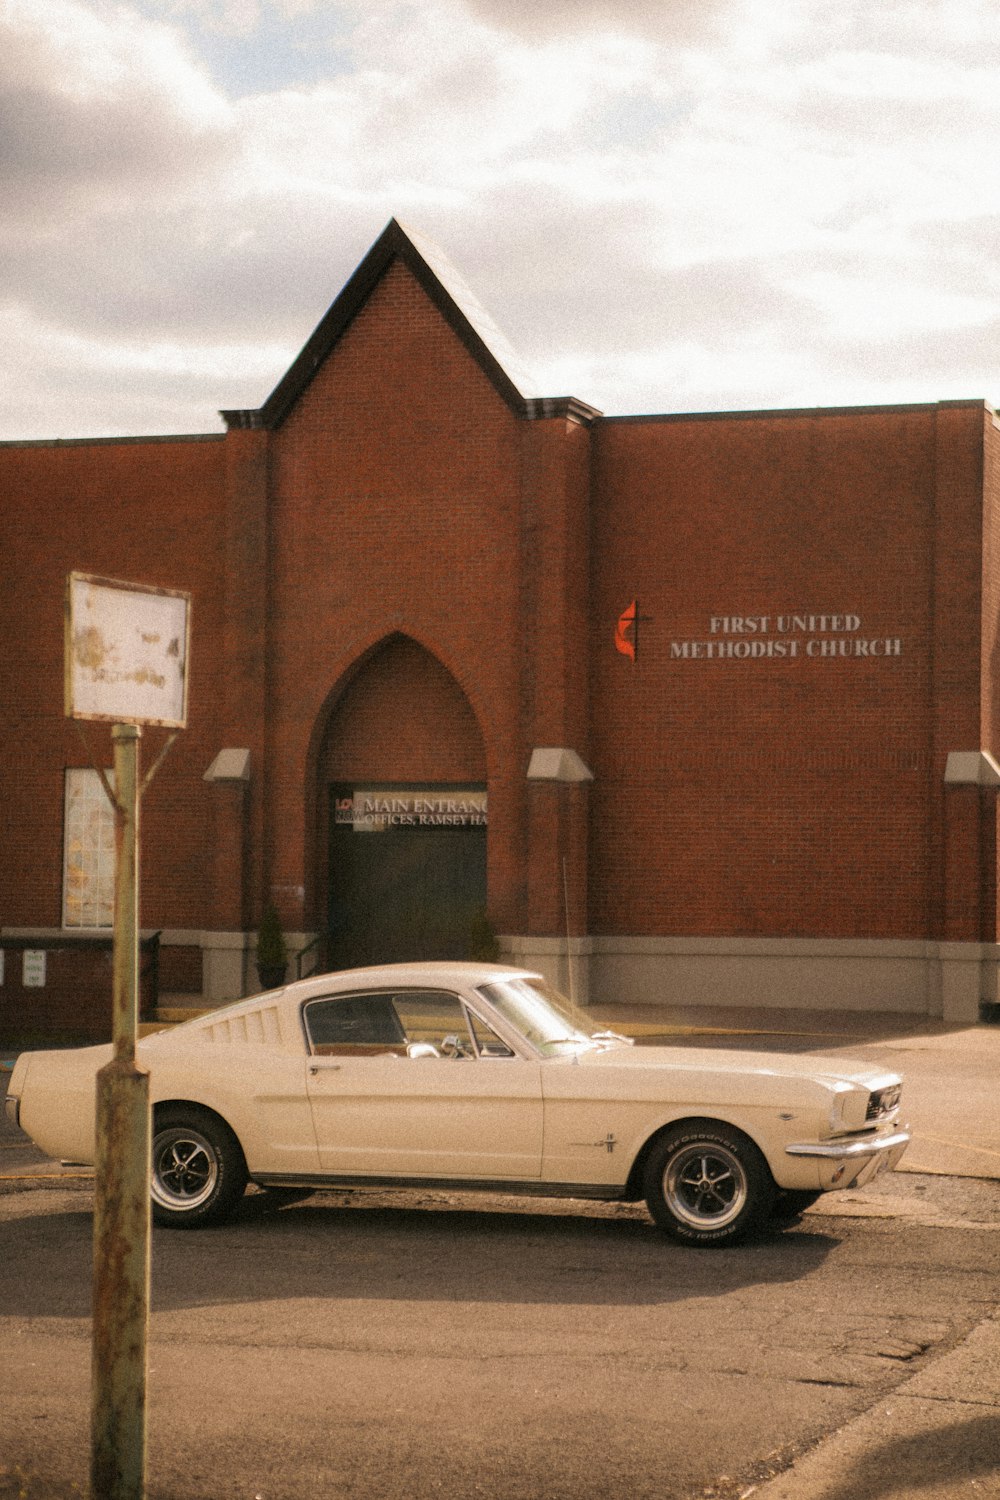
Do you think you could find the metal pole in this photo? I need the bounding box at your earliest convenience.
[563,855,576,1008]
[91,723,150,1500]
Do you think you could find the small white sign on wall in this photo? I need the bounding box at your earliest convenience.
[22,951,46,988]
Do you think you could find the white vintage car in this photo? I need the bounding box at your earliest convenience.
[5,963,910,1246]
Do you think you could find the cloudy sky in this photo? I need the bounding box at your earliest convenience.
[4,0,1000,439]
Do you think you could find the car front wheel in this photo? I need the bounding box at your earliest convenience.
[643,1121,775,1247]
[151,1108,247,1229]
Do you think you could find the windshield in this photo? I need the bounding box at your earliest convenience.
[476,977,599,1056]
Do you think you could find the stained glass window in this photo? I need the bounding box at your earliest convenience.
[62,768,116,928]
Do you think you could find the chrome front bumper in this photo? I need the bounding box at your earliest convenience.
[785,1128,911,1190]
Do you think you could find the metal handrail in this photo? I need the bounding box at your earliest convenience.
[296,934,326,980]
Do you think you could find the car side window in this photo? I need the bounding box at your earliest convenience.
[468,1009,515,1058]
[392,991,476,1057]
[305,994,407,1056]
[304,989,513,1059]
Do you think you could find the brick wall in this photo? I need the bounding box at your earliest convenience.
[0,941,160,1048]
[0,435,227,934]
[587,402,986,941]
[264,261,529,935]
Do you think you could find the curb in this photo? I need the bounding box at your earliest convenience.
[747,1313,1000,1499]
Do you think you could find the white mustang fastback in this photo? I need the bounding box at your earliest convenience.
[5,962,910,1246]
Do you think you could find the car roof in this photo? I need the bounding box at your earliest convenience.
[290,960,539,994]
[140,962,547,1048]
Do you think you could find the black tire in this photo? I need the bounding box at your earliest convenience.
[643,1120,775,1247]
[772,1188,823,1222]
[151,1107,248,1229]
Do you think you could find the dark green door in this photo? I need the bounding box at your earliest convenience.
[327,784,487,970]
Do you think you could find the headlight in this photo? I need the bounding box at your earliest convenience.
[827,1080,901,1136]
[827,1086,881,1128]
[827,1081,858,1135]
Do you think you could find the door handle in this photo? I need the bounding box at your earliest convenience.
[309,1062,341,1075]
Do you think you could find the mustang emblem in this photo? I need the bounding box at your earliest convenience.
[572,1133,618,1154]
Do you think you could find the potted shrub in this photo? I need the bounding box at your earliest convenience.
[256,904,288,990]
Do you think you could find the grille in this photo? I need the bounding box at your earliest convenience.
[866,1084,901,1121]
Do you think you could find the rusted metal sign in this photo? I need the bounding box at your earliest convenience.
[65,572,190,728]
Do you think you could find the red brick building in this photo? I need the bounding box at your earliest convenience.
[3,219,1000,1041]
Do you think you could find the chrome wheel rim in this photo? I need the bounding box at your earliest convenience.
[152,1127,219,1212]
[663,1142,748,1230]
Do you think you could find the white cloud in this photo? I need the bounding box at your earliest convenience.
[457,0,732,45]
[2,0,234,228]
[2,0,1000,439]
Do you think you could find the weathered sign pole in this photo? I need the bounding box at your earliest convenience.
[64,573,190,1500]
[91,721,149,1499]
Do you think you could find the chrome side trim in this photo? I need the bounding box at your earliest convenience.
[251,1172,624,1201]
[4,1094,19,1129]
[786,1128,911,1161]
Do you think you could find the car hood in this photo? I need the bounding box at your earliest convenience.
[575,1041,899,1091]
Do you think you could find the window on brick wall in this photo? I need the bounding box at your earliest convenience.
[63,768,116,928]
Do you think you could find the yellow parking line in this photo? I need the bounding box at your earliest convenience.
[915,1132,1000,1162]
[0,1171,93,1181]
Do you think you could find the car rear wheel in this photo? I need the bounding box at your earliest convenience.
[151,1108,247,1229]
[644,1121,775,1247]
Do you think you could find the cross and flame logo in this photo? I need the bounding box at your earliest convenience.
[615,600,651,662]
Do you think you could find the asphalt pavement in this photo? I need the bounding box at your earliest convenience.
[589,1001,1000,1500]
[3,1000,1000,1498]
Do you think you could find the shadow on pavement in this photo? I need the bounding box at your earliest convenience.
[0,1189,840,1319]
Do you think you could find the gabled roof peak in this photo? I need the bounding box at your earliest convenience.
[222,219,601,432]
[386,219,541,401]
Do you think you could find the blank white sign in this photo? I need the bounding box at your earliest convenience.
[65,573,190,727]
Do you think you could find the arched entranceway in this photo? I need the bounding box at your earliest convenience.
[317,636,489,970]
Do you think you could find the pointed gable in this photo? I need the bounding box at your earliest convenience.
[221,219,563,432]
